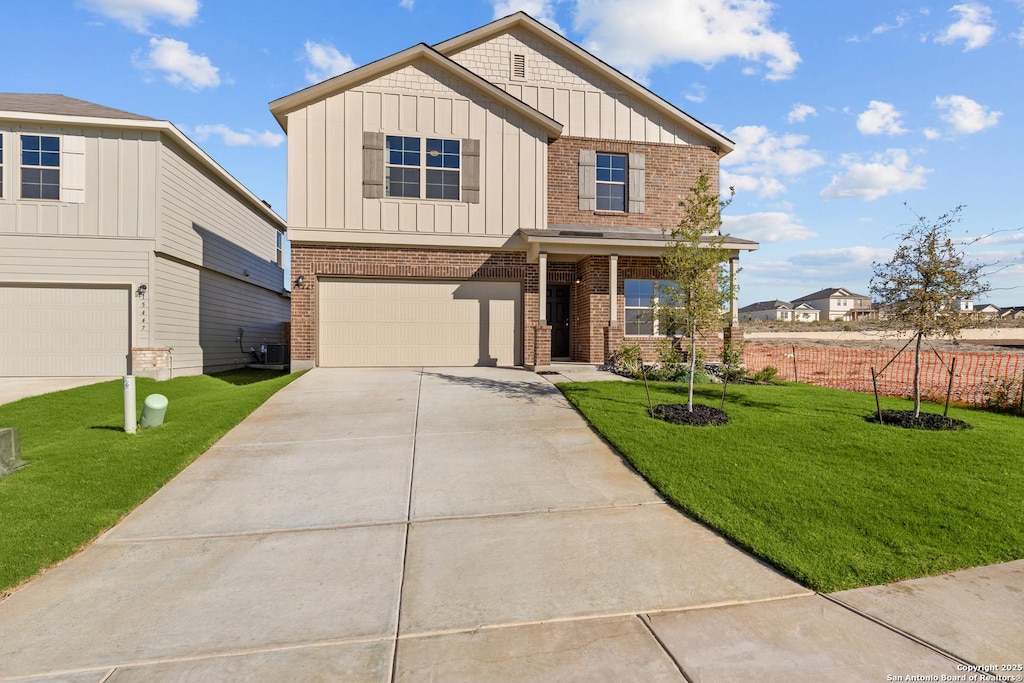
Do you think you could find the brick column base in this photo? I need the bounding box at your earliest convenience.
[530,325,552,370]
[722,326,745,359]
[132,347,172,381]
[603,323,624,363]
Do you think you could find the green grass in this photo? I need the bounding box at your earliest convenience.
[0,369,301,595]
[559,380,1024,592]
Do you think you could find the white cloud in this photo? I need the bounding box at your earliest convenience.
[78,0,198,33]
[856,100,907,136]
[820,149,930,201]
[683,83,707,103]
[935,94,1002,133]
[935,3,995,51]
[873,12,910,35]
[722,212,816,242]
[923,127,942,140]
[721,125,825,197]
[720,171,786,198]
[787,103,817,124]
[304,41,357,84]
[400,0,414,7]
[491,0,564,32]
[136,37,220,90]
[573,0,800,82]
[192,124,284,148]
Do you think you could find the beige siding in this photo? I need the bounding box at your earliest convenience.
[286,59,548,237]
[153,256,290,375]
[447,28,706,145]
[158,140,284,294]
[318,279,522,367]
[0,126,160,238]
[0,284,130,376]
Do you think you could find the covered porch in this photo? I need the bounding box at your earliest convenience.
[519,227,758,369]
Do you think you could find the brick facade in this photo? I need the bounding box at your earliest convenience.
[548,136,720,230]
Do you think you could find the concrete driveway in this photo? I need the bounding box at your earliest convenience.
[0,367,1018,681]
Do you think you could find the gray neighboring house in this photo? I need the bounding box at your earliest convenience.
[739,300,819,323]
[0,94,289,379]
[792,287,875,322]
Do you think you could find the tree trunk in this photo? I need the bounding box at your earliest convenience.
[687,322,697,412]
[913,331,923,417]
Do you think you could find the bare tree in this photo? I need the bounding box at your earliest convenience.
[870,206,989,416]
[656,170,734,412]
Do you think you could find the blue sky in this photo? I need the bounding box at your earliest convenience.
[7,0,1023,305]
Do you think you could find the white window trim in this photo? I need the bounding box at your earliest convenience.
[595,152,627,213]
[20,133,61,201]
[625,279,677,337]
[385,135,461,201]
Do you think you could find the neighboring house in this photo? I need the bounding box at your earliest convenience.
[792,287,874,322]
[0,94,289,379]
[270,12,758,369]
[972,303,1000,318]
[739,300,819,323]
[999,307,1024,321]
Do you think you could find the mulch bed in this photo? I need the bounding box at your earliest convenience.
[866,409,971,431]
[654,403,730,426]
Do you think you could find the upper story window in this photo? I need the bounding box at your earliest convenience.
[0,134,4,198]
[385,135,460,200]
[276,231,284,268]
[596,153,626,211]
[625,279,678,336]
[21,134,60,200]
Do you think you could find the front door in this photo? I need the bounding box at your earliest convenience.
[547,285,571,359]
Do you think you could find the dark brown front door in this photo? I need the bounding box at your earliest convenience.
[547,285,571,358]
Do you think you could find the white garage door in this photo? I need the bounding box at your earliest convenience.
[0,285,130,376]
[319,279,522,367]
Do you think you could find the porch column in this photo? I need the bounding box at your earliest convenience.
[729,256,739,325]
[608,253,618,324]
[538,251,547,324]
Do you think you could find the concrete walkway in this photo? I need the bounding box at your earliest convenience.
[0,367,1020,681]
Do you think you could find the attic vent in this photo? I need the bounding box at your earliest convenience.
[511,52,527,81]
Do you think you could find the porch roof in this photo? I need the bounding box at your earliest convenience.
[518,226,758,263]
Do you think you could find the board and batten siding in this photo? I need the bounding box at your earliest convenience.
[152,256,289,375]
[286,60,548,237]
[447,28,706,146]
[157,141,283,294]
[0,127,160,238]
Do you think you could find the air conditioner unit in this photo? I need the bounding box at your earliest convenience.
[264,344,289,365]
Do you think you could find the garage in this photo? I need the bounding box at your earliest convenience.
[0,285,130,376]
[318,279,522,367]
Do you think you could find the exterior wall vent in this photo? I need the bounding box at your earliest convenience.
[510,52,527,81]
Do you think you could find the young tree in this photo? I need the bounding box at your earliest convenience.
[869,206,988,416]
[656,170,734,412]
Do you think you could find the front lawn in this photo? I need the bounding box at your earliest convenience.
[559,380,1024,592]
[0,370,300,596]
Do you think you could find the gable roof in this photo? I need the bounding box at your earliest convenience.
[0,93,154,121]
[0,94,284,230]
[739,300,793,312]
[269,42,563,137]
[433,12,733,155]
[793,287,871,302]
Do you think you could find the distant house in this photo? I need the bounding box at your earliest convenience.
[999,307,1024,321]
[792,287,875,322]
[972,303,1000,317]
[0,94,289,378]
[739,300,819,323]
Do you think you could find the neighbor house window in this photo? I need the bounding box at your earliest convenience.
[0,134,4,197]
[625,279,678,336]
[596,153,626,211]
[276,232,283,268]
[385,135,460,200]
[21,134,60,200]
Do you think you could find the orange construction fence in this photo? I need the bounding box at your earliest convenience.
[744,343,1024,406]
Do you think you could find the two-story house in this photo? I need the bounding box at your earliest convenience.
[0,94,289,378]
[271,12,758,370]
[792,287,874,323]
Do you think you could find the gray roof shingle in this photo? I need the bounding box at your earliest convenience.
[0,94,155,121]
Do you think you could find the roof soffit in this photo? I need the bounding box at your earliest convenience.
[434,12,733,154]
